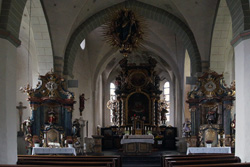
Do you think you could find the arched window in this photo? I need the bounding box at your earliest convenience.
[163,81,170,122]
[110,83,116,123]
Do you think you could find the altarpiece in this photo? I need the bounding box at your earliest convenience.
[21,71,75,148]
[114,57,162,131]
[186,70,235,147]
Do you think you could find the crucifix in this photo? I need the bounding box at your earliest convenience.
[16,102,27,136]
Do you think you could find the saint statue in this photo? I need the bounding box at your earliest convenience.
[79,93,89,116]
[206,106,218,124]
[48,108,56,124]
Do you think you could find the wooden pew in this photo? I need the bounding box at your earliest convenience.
[0,165,107,167]
[168,157,241,167]
[173,162,250,167]
[161,153,234,167]
[18,155,121,167]
[164,154,236,167]
[17,160,113,167]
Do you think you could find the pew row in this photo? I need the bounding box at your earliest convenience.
[173,163,250,167]
[168,157,241,167]
[17,155,121,167]
[161,153,234,167]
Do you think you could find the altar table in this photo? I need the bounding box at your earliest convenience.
[121,135,154,155]
[186,147,231,155]
[32,147,76,156]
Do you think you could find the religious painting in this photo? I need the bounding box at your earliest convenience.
[43,106,61,125]
[126,92,150,124]
[200,103,219,125]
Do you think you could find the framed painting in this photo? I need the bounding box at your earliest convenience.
[126,92,151,125]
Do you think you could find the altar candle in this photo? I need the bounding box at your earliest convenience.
[61,134,63,139]
[218,134,220,139]
[223,134,225,138]
[84,143,86,150]
[42,139,44,143]
[44,133,46,139]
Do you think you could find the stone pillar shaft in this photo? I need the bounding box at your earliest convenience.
[235,38,250,162]
[0,39,17,164]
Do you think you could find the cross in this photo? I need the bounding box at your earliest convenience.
[16,102,27,132]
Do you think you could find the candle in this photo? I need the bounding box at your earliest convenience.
[84,143,86,150]
[218,134,220,139]
[44,133,46,139]
[223,134,225,138]
[61,134,63,139]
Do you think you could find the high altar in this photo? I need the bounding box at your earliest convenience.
[102,56,177,153]
[114,56,162,129]
[21,71,75,148]
[186,70,235,148]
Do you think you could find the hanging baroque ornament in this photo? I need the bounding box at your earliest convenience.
[103,8,145,57]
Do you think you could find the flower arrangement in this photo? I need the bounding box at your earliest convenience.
[67,140,73,144]
[34,139,40,144]
[206,140,213,144]
[155,135,164,140]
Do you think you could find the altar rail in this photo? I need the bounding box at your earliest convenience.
[17,155,121,167]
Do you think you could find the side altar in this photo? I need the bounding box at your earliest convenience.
[21,71,76,149]
[186,70,235,148]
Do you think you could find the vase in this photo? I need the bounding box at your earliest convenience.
[157,140,163,145]
[68,144,73,148]
[206,143,212,148]
[34,143,40,148]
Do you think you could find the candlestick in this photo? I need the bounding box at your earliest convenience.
[217,135,221,147]
[83,143,87,154]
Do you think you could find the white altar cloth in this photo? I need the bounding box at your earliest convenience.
[186,147,231,155]
[121,135,154,144]
[32,147,76,156]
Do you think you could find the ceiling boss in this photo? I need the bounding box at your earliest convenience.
[103,8,145,57]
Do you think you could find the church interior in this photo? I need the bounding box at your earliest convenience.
[1,0,250,166]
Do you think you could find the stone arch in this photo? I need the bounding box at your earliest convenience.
[0,0,27,46]
[0,0,53,74]
[63,0,202,78]
[227,0,250,45]
[210,0,233,75]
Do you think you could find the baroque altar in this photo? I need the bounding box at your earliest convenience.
[114,56,162,130]
[186,70,235,147]
[21,71,76,148]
